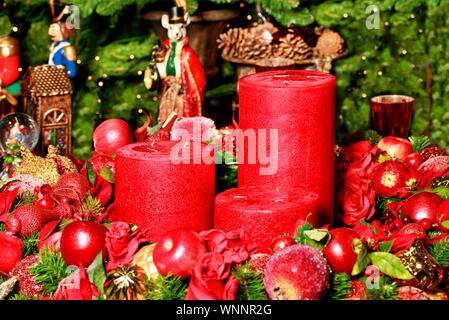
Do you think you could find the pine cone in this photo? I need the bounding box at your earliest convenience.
[313,29,345,58]
[272,30,312,60]
[217,23,274,60]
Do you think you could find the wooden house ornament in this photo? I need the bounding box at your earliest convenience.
[21,64,72,155]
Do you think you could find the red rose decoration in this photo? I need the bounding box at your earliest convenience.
[199,229,256,265]
[105,221,151,271]
[335,173,376,226]
[185,252,239,300]
[336,141,377,176]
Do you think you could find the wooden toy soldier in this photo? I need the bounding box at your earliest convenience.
[48,0,77,83]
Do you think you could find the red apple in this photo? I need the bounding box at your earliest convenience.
[377,136,414,160]
[263,244,330,300]
[322,228,365,275]
[0,232,23,274]
[405,153,424,169]
[153,229,207,279]
[60,221,107,267]
[401,191,443,225]
[437,198,449,232]
[93,119,133,155]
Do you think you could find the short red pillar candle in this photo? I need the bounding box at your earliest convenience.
[113,141,215,242]
[238,70,336,226]
[214,186,319,253]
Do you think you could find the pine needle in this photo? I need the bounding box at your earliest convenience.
[329,272,352,300]
[293,214,314,245]
[22,232,39,258]
[408,135,431,153]
[80,192,103,217]
[428,238,449,267]
[232,263,267,300]
[363,276,399,300]
[143,273,188,300]
[13,191,36,211]
[28,248,73,295]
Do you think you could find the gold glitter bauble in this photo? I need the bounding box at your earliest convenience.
[395,238,443,290]
[13,145,78,186]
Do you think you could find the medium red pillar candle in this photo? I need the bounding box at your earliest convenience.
[113,140,215,242]
[214,186,319,253]
[238,70,336,226]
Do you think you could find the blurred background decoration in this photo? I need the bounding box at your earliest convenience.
[0,0,448,159]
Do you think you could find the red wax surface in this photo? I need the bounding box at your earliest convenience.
[238,70,336,226]
[113,141,215,243]
[214,185,319,253]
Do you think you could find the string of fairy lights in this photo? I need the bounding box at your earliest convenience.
[2,1,425,110]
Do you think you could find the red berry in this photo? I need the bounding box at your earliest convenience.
[419,218,433,231]
[271,235,296,253]
[393,219,403,229]
[384,211,393,220]
[402,215,412,225]
[59,196,71,205]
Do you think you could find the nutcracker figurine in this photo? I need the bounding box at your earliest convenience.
[146,4,206,123]
[48,1,77,82]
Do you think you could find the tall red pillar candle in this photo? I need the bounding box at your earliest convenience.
[238,70,336,226]
[113,140,215,242]
[214,186,319,254]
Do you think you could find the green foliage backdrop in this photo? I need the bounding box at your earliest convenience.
[1,0,448,159]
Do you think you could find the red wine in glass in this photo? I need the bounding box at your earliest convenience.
[370,95,414,138]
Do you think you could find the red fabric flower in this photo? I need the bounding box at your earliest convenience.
[185,252,239,300]
[90,174,113,207]
[0,188,19,223]
[335,173,376,226]
[352,220,388,246]
[199,229,256,265]
[52,265,99,300]
[336,141,378,176]
[104,221,152,271]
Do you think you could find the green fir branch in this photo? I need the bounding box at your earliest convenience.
[232,263,267,300]
[28,248,73,296]
[362,276,399,301]
[143,273,188,300]
[293,214,314,245]
[428,238,449,267]
[408,135,431,153]
[13,191,36,211]
[329,272,352,300]
[22,232,39,258]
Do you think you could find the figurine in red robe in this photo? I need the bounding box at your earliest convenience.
[151,6,206,123]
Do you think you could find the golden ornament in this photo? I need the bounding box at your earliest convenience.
[395,238,443,290]
[13,145,78,186]
[132,243,160,282]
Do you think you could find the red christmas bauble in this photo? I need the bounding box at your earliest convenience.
[93,119,133,155]
[152,229,207,279]
[60,221,107,267]
[371,159,412,197]
[401,191,443,224]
